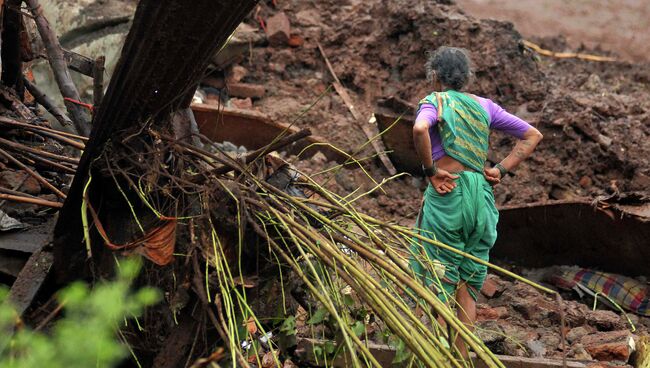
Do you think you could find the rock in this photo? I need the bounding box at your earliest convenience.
[0,170,41,195]
[229,97,253,110]
[586,310,626,331]
[581,330,634,362]
[283,359,298,368]
[227,65,248,84]
[481,277,498,298]
[288,35,304,47]
[526,339,547,358]
[266,12,291,46]
[262,351,278,367]
[568,343,593,360]
[477,304,508,321]
[475,320,505,353]
[227,83,265,99]
[311,151,328,165]
[567,326,593,344]
[579,175,593,188]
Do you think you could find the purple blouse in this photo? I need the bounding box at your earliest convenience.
[416,96,533,161]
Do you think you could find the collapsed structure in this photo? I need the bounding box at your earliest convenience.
[0,0,648,367]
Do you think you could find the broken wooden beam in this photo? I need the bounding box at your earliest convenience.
[26,0,91,136]
[62,48,95,77]
[8,247,54,316]
[23,76,73,127]
[317,42,397,176]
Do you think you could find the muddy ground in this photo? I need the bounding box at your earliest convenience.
[2,0,648,365]
[216,0,650,224]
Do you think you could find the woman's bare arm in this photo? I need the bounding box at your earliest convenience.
[484,126,543,183]
[413,119,434,170]
[500,127,543,171]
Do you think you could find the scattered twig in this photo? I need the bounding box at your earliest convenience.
[0,186,36,198]
[0,147,66,199]
[0,137,79,165]
[23,151,77,174]
[34,302,66,331]
[23,77,74,127]
[0,192,62,208]
[317,42,397,176]
[523,40,617,62]
[0,116,88,143]
[26,0,91,136]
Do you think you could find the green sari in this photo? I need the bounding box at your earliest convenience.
[418,90,490,172]
[410,90,498,302]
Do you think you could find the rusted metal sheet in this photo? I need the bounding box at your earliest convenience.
[192,103,349,164]
[494,199,650,277]
[375,97,420,175]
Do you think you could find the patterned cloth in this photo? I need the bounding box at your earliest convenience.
[551,268,650,316]
[418,90,491,172]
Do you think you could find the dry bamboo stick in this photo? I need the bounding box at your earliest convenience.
[23,76,73,127]
[0,148,66,199]
[522,40,617,62]
[0,192,62,208]
[23,152,77,174]
[0,186,37,198]
[26,0,91,136]
[0,137,79,165]
[0,116,88,141]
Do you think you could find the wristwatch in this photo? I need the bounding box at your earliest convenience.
[494,163,508,178]
[422,165,437,177]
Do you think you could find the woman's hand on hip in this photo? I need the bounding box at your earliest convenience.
[483,167,501,186]
[429,169,459,194]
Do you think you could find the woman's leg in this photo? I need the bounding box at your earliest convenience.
[453,283,477,359]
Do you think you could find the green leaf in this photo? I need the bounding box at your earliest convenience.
[306,307,328,325]
[392,339,411,364]
[342,294,355,307]
[279,316,296,336]
[351,321,365,337]
[323,341,335,355]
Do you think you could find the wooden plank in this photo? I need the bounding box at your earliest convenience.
[62,48,95,77]
[295,338,589,368]
[8,247,53,316]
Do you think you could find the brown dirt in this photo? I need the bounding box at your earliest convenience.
[225,0,649,223]
[456,0,650,63]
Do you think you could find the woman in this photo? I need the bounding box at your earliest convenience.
[410,46,543,357]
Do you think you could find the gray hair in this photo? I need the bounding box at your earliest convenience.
[425,46,472,90]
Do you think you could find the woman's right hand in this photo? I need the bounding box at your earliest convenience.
[429,169,459,194]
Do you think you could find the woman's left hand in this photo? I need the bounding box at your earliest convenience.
[483,167,501,186]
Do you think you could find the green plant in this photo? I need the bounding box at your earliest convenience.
[0,258,160,368]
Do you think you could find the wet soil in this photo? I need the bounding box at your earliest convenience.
[232,0,649,223]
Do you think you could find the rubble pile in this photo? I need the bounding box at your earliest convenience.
[193,0,649,220]
[476,273,648,366]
